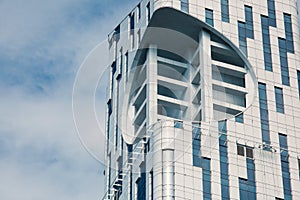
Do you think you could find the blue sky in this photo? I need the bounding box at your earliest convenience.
[0,0,139,199]
[0,0,299,199]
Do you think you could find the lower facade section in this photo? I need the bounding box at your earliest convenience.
[103,120,300,200]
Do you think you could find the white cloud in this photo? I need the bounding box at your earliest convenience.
[0,0,139,199]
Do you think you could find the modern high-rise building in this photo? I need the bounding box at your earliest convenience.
[103,0,300,199]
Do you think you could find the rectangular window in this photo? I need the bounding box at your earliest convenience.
[174,120,183,129]
[284,13,294,53]
[205,8,214,27]
[137,4,141,21]
[239,158,257,200]
[267,0,276,27]
[275,87,284,113]
[298,158,300,180]
[246,147,253,158]
[115,79,120,148]
[125,52,129,80]
[108,154,111,196]
[192,125,201,167]
[297,70,300,99]
[130,14,135,49]
[238,22,247,55]
[218,120,230,200]
[237,144,245,156]
[149,170,154,200]
[144,139,150,153]
[278,133,292,200]
[181,0,189,13]
[261,16,272,71]
[278,38,290,86]
[235,113,244,123]
[245,6,254,38]
[127,144,133,164]
[146,2,151,23]
[238,5,254,56]
[202,157,211,200]
[137,29,141,47]
[136,162,146,200]
[221,0,229,22]
[258,83,271,147]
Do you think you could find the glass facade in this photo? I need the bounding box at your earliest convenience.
[279,133,292,200]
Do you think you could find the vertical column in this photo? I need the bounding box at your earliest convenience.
[199,30,213,122]
[147,45,158,125]
[162,149,175,200]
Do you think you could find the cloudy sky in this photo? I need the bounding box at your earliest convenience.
[0,0,139,199]
[0,0,299,200]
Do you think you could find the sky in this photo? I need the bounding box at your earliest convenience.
[0,1,299,200]
[0,0,139,199]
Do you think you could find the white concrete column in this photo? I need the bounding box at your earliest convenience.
[162,149,174,200]
[147,44,158,125]
[199,30,213,122]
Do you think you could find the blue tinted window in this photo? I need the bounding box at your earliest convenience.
[239,159,257,200]
[261,16,273,71]
[192,126,201,167]
[278,38,290,86]
[298,158,300,179]
[205,9,214,27]
[202,157,211,200]
[275,87,284,113]
[174,120,183,128]
[267,0,276,27]
[278,133,292,199]
[235,113,244,123]
[130,14,134,30]
[218,120,227,133]
[284,13,294,53]
[297,70,300,98]
[238,6,254,56]
[277,14,294,86]
[258,83,270,147]
[181,0,189,13]
[221,0,229,22]
[137,162,146,200]
[218,120,230,199]
[245,6,254,38]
